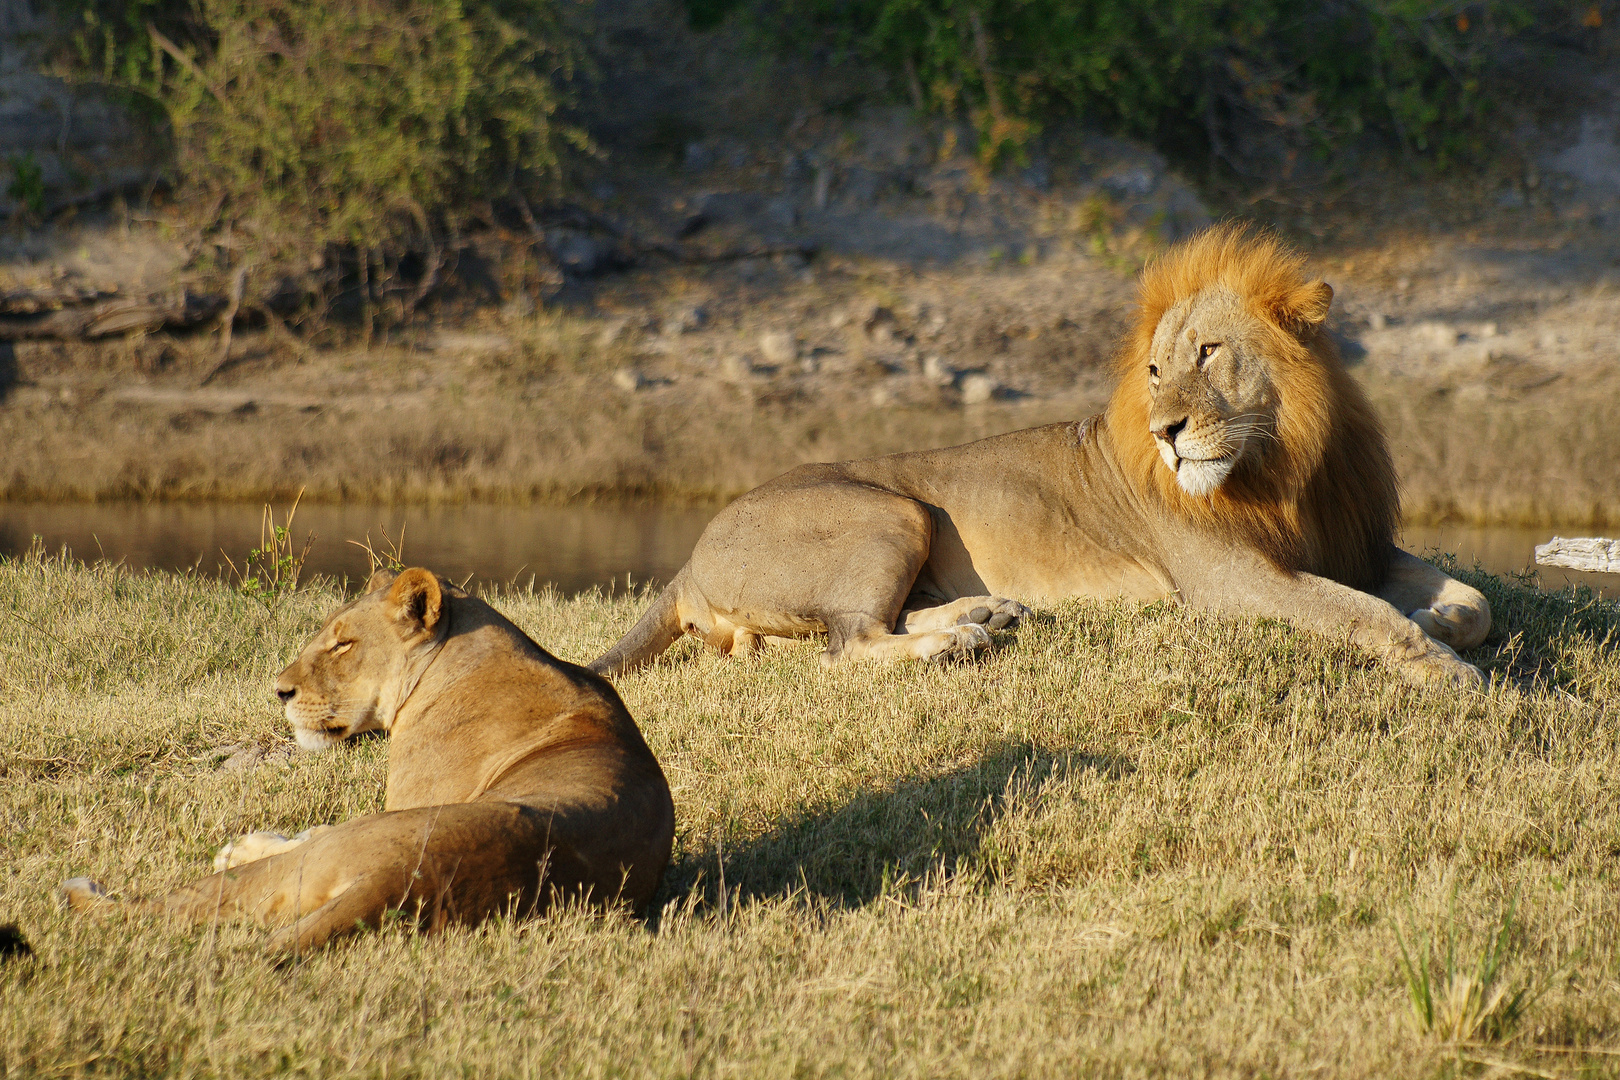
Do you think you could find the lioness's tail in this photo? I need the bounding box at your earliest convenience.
[590,568,687,677]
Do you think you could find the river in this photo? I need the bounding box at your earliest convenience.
[0,501,1612,599]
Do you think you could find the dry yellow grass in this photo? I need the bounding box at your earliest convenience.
[2,550,1619,1076]
[2,317,1617,526]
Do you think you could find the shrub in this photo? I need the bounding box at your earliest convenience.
[704,0,1553,168]
[56,0,586,306]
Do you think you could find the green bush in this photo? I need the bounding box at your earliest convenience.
[58,0,586,283]
[704,0,1550,167]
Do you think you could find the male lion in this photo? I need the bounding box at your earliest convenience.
[592,225,1489,686]
[63,567,675,954]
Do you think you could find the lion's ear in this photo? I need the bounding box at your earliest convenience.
[386,568,444,638]
[1281,280,1333,329]
[364,568,399,594]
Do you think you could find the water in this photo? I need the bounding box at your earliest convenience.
[0,501,1612,599]
[0,502,717,595]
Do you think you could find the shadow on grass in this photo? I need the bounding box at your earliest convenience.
[1433,557,1619,691]
[656,742,1133,915]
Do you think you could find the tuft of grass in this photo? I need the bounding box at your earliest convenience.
[218,490,314,603]
[1396,895,1535,1044]
[2,551,1618,1076]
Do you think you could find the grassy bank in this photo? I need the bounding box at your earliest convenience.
[3,359,1617,526]
[3,552,1619,1075]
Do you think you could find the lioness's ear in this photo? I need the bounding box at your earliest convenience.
[1282,280,1333,329]
[365,568,399,594]
[386,568,443,637]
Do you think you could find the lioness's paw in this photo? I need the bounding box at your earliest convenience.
[955,597,1033,631]
[212,827,331,871]
[214,831,293,871]
[60,877,107,910]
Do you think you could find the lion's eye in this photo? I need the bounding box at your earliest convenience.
[1197,342,1220,366]
[329,640,355,656]
[1147,364,1159,379]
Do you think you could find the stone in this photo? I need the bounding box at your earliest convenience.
[922,354,954,386]
[759,331,798,365]
[612,368,646,392]
[719,355,755,382]
[960,373,997,404]
[666,305,708,334]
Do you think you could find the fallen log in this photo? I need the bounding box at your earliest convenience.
[0,283,120,314]
[1535,537,1620,574]
[0,291,227,341]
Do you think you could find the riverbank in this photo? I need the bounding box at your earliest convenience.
[3,241,1617,526]
[3,551,1618,1075]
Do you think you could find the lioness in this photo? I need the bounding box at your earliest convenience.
[592,226,1489,686]
[63,567,675,953]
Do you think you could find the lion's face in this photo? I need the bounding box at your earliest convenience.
[273,568,446,751]
[1144,285,1292,497]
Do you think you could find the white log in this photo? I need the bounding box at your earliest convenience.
[1534,536,1620,574]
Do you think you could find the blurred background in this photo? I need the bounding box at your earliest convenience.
[0,0,1614,594]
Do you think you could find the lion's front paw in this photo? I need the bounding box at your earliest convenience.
[1409,601,1490,653]
[1403,639,1484,690]
[954,597,1033,631]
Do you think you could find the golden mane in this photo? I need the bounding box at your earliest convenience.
[1103,224,1399,591]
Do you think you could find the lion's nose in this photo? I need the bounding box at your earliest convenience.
[1152,417,1188,446]
[275,686,296,704]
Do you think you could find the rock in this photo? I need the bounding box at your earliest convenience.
[1367,312,1387,331]
[960,373,998,404]
[666,305,708,334]
[1417,322,1459,349]
[922,354,955,386]
[612,367,646,392]
[719,355,755,382]
[870,383,897,407]
[545,229,612,276]
[863,305,897,340]
[759,330,798,365]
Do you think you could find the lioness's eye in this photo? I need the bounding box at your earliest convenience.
[1198,342,1220,364]
[1148,364,1159,379]
[330,640,355,656]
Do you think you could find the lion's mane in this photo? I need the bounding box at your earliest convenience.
[1104,224,1399,591]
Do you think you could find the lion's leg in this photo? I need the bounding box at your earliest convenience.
[680,480,996,665]
[1174,544,1483,688]
[1378,547,1492,651]
[826,615,992,663]
[899,596,1031,634]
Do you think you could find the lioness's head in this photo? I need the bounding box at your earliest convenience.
[274,567,447,751]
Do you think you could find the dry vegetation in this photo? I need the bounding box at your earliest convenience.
[3,549,1619,1076]
[4,285,1618,526]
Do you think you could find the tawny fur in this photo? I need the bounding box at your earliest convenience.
[1109,224,1399,591]
[592,224,1490,687]
[63,568,675,955]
